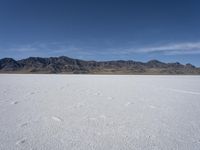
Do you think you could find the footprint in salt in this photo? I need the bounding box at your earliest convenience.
[96,132,101,136]
[11,101,19,105]
[52,116,63,122]
[99,115,106,120]
[94,91,102,96]
[60,86,65,90]
[149,105,156,109]
[124,102,134,107]
[88,117,98,122]
[16,138,26,145]
[29,92,35,95]
[84,89,91,95]
[75,103,84,108]
[20,122,28,127]
[3,90,7,95]
[107,96,113,100]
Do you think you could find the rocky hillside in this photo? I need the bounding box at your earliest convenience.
[0,56,200,74]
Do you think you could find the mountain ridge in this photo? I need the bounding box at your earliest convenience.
[0,56,199,74]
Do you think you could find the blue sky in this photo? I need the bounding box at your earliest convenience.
[0,0,200,66]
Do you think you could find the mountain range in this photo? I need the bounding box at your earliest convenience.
[0,56,200,74]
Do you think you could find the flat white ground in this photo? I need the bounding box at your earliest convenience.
[0,75,200,150]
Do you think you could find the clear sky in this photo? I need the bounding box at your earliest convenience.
[0,0,200,66]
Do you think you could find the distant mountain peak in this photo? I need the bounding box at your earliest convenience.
[147,59,162,63]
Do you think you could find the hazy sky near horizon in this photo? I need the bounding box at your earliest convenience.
[0,0,200,66]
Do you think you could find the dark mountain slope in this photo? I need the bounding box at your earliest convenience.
[0,56,200,74]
